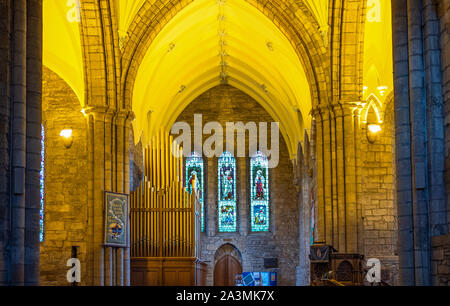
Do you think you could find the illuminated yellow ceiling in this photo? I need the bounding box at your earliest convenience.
[43,0,84,106]
[41,0,393,154]
[116,0,147,40]
[363,0,393,103]
[132,0,313,156]
[303,0,329,33]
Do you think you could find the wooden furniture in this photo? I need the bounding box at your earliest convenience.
[131,257,207,286]
[130,130,206,286]
[330,253,364,285]
[310,243,365,286]
[310,244,334,285]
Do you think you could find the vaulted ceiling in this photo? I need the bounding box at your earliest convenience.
[43,0,84,106]
[131,0,312,155]
[42,0,393,156]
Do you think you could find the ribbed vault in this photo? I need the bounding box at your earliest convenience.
[131,0,314,157]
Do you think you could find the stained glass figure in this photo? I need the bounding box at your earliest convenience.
[250,151,269,232]
[218,152,237,232]
[185,152,205,232]
[40,124,45,242]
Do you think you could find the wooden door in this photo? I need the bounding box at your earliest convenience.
[214,255,242,286]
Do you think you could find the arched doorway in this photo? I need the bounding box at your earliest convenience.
[214,244,242,286]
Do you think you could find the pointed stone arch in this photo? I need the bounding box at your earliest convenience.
[214,243,243,265]
[120,0,330,113]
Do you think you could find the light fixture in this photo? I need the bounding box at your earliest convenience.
[367,124,381,133]
[363,86,368,96]
[377,86,388,97]
[60,129,73,148]
[366,123,381,143]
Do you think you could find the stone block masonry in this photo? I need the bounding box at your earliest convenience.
[431,234,450,285]
[40,67,89,285]
[173,85,299,286]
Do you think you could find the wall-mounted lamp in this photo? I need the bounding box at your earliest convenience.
[363,86,368,96]
[377,86,388,97]
[60,129,73,148]
[366,123,381,143]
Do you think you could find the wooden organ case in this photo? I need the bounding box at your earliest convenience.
[130,130,206,286]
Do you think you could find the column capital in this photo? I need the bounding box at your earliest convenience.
[116,110,135,126]
[334,101,364,115]
[83,107,135,123]
[310,104,330,118]
[311,101,363,119]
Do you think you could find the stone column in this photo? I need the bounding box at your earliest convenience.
[238,157,248,236]
[407,0,432,286]
[340,103,359,253]
[314,108,326,244]
[115,111,128,286]
[438,0,450,232]
[87,110,106,286]
[85,108,132,286]
[392,0,416,286]
[423,0,447,237]
[103,111,113,286]
[392,0,448,285]
[10,0,27,285]
[312,102,360,254]
[0,0,11,286]
[295,141,311,286]
[123,113,133,286]
[24,0,42,286]
[207,157,216,237]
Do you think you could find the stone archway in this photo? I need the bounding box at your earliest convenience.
[120,0,330,113]
[213,244,243,286]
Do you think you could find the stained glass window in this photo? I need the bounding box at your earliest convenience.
[218,152,237,232]
[250,151,269,232]
[185,152,205,232]
[40,124,45,242]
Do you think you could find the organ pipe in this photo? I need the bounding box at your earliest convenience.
[130,129,201,258]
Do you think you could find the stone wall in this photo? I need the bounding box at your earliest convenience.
[172,85,299,286]
[431,234,450,285]
[40,66,89,285]
[360,95,398,285]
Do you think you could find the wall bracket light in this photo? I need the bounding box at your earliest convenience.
[366,123,381,143]
[60,129,73,148]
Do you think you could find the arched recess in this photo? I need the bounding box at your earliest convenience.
[213,244,243,286]
[121,0,329,157]
[360,93,384,124]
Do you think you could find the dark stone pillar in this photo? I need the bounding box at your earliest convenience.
[10,0,27,286]
[0,0,12,286]
[25,0,42,286]
[392,0,447,285]
[392,0,416,286]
